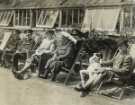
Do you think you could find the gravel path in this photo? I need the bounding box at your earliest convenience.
[0,67,135,105]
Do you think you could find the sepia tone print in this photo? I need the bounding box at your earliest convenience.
[0,0,135,105]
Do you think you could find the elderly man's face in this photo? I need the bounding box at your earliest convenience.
[26,32,32,39]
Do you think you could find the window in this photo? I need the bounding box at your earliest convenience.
[132,7,135,29]
[36,9,59,28]
[123,7,132,31]
[61,8,84,27]
[81,8,120,33]
[14,9,31,27]
[0,10,14,26]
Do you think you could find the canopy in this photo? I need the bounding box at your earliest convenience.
[81,8,121,33]
[0,31,12,50]
[36,10,59,28]
[0,11,14,26]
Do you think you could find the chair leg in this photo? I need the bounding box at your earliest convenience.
[64,70,72,85]
[111,88,125,100]
[64,64,76,85]
[96,81,104,94]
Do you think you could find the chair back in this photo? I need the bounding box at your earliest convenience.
[129,44,135,73]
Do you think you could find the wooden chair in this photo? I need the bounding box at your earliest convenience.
[96,58,135,100]
[0,31,13,67]
[11,35,41,72]
[64,39,85,85]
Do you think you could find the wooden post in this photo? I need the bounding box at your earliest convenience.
[58,10,62,28]
[13,10,16,26]
[78,9,80,24]
[30,9,33,27]
[0,12,3,22]
[120,9,124,33]
[36,9,38,26]
[66,9,68,26]
[130,7,133,30]
[26,10,28,26]
[18,10,20,26]
[71,9,74,25]
[21,10,24,26]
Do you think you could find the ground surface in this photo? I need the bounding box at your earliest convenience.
[0,67,135,105]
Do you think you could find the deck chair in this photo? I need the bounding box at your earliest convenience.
[64,39,84,85]
[12,34,41,72]
[0,31,12,67]
[96,56,135,100]
[41,39,83,83]
[0,31,12,50]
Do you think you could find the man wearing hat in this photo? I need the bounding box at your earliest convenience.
[43,31,76,81]
[13,29,35,72]
[13,30,56,79]
[0,30,21,66]
[75,39,133,97]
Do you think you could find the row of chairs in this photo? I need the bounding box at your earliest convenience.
[1,31,135,100]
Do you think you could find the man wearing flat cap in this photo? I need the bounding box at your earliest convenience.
[75,39,133,97]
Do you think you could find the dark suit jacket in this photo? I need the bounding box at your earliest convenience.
[102,52,133,76]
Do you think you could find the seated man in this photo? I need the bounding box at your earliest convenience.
[0,30,20,66]
[13,30,56,79]
[13,30,35,72]
[75,39,132,97]
[80,53,102,89]
[43,31,77,81]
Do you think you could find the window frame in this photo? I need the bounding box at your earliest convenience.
[14,9,32,28]
[36,9,59,28]
[59,8,84,28]
[0,10,14,26]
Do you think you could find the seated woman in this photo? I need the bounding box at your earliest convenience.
[43,31,77,81]
[13,30,56,79]
[75,39,133,97]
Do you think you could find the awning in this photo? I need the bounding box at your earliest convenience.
[36,10,59,28]
[0,11,14,26]
[0,31,12,50]
[81,8,121,33]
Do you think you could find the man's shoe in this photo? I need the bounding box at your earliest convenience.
[74,86,82,91]
[74,83,83,91]
[80,91,89,97]
[39,74,48,79]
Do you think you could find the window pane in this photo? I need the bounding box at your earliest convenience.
[0,10,14,26]
[14,10,31,27]
[132,7,135,29]
[124,7,131,30]
[61,8,84,27]
[36,10,59,28]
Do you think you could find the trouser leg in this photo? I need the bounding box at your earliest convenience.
[51,61,63,81]
[39,53,52,75]
[43,58,54,78]
[80,70,89,87]
[20,58,32,73]
[13,53,27,71]
[13,53,20,71]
